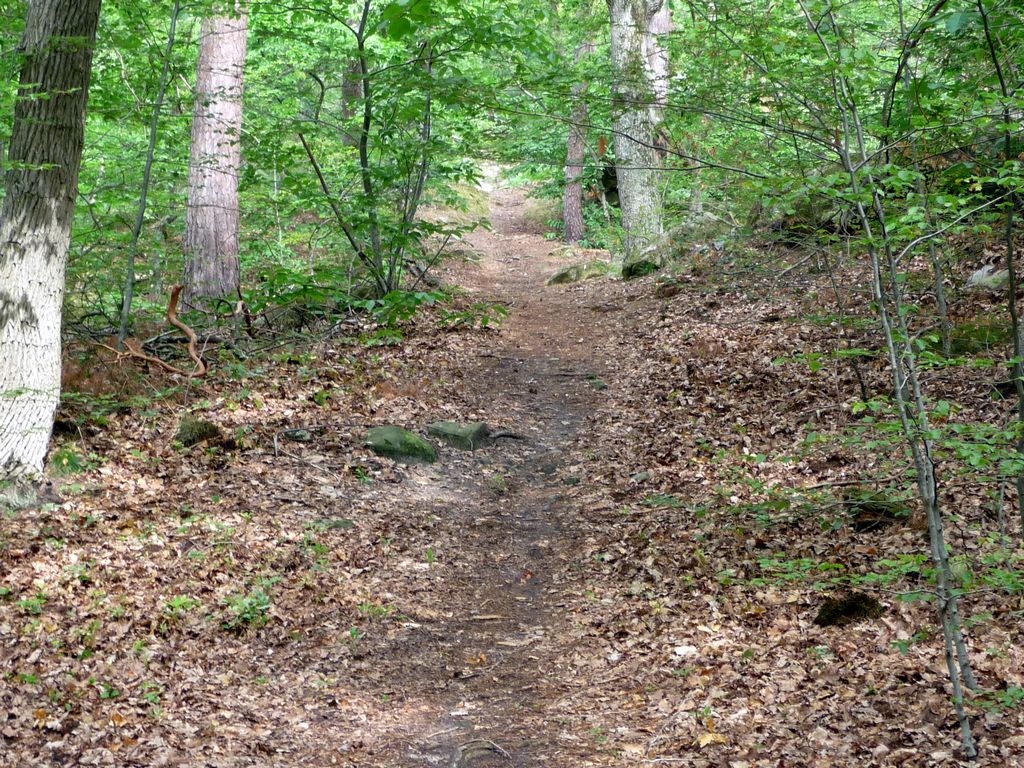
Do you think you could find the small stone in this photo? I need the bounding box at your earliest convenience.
[365,426,438,463]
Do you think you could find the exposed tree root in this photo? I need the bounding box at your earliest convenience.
[97,284,207,378]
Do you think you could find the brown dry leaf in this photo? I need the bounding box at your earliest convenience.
[696,731,728,748]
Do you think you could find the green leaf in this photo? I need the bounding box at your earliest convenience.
[388,16,413,39]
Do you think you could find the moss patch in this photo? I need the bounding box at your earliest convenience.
[365,426,438,463]
[175,417,223,448]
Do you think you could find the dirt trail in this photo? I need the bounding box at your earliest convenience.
[359,185,614,767]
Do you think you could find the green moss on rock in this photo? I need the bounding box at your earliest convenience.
[365,426,438,463]
[427,421,490,450]
[176,417,223,447]
[621,257,661,280]
[547,260,610,286]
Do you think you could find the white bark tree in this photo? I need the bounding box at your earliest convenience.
[0,0,102,485]
[607,0,672,261]
[183,3,249,308]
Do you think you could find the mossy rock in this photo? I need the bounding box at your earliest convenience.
[813,591,884,627]
[365,426,437,463]
[621,257,661,280]
[547,260,610,286]
[549,245,612,261]
[175,417,223,447]
[844,487,908,532]
[427,421,490,450]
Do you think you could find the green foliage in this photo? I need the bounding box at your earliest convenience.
[222,582,275,632]
[18,591,48,615]
[48,446,90,476]
[438,301,508,330]
[352,290,446,328]
[162,595,201,620]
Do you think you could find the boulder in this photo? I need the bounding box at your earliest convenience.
[965,265,1009,292]
[427,421,490,450]
[365,426,437,463]
[547,260,610,286]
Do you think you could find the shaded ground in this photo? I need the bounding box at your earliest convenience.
[3,182,1024,767]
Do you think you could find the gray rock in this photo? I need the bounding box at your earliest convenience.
[427,421,490,450]
[965,265,1009,292]
[547,260,610,286]
[365,426,438,463]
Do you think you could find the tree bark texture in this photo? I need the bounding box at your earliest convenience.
[183,5,248,308]
[0,0,101,481]
[607,0,670,259]
[564,38,596,244]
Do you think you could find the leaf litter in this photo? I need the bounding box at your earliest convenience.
[2,188,1024,766]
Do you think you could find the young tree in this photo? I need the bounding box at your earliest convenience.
[183,3,248,308]
[606,0,670,260]
[0,0,102,486]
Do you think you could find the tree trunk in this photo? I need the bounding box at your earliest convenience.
[564,85,589,244]
[0,0,101,483]
[183,4,248,308]
[607,0,670,261]
[564,36,596,245]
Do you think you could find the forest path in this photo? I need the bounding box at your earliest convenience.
[361,184,616,767]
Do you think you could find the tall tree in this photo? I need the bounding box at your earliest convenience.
[183,2,248,308]
[0,0,102,485]
[563,33,596,244]
[606,0,670,260]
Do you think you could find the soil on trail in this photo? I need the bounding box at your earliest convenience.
[350,185,619,766]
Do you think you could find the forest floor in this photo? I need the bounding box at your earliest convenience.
[3,182,1024,767]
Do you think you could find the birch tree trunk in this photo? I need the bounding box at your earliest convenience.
[607,0,670,261]
[183,3,248,308]
[0,0,101,484]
